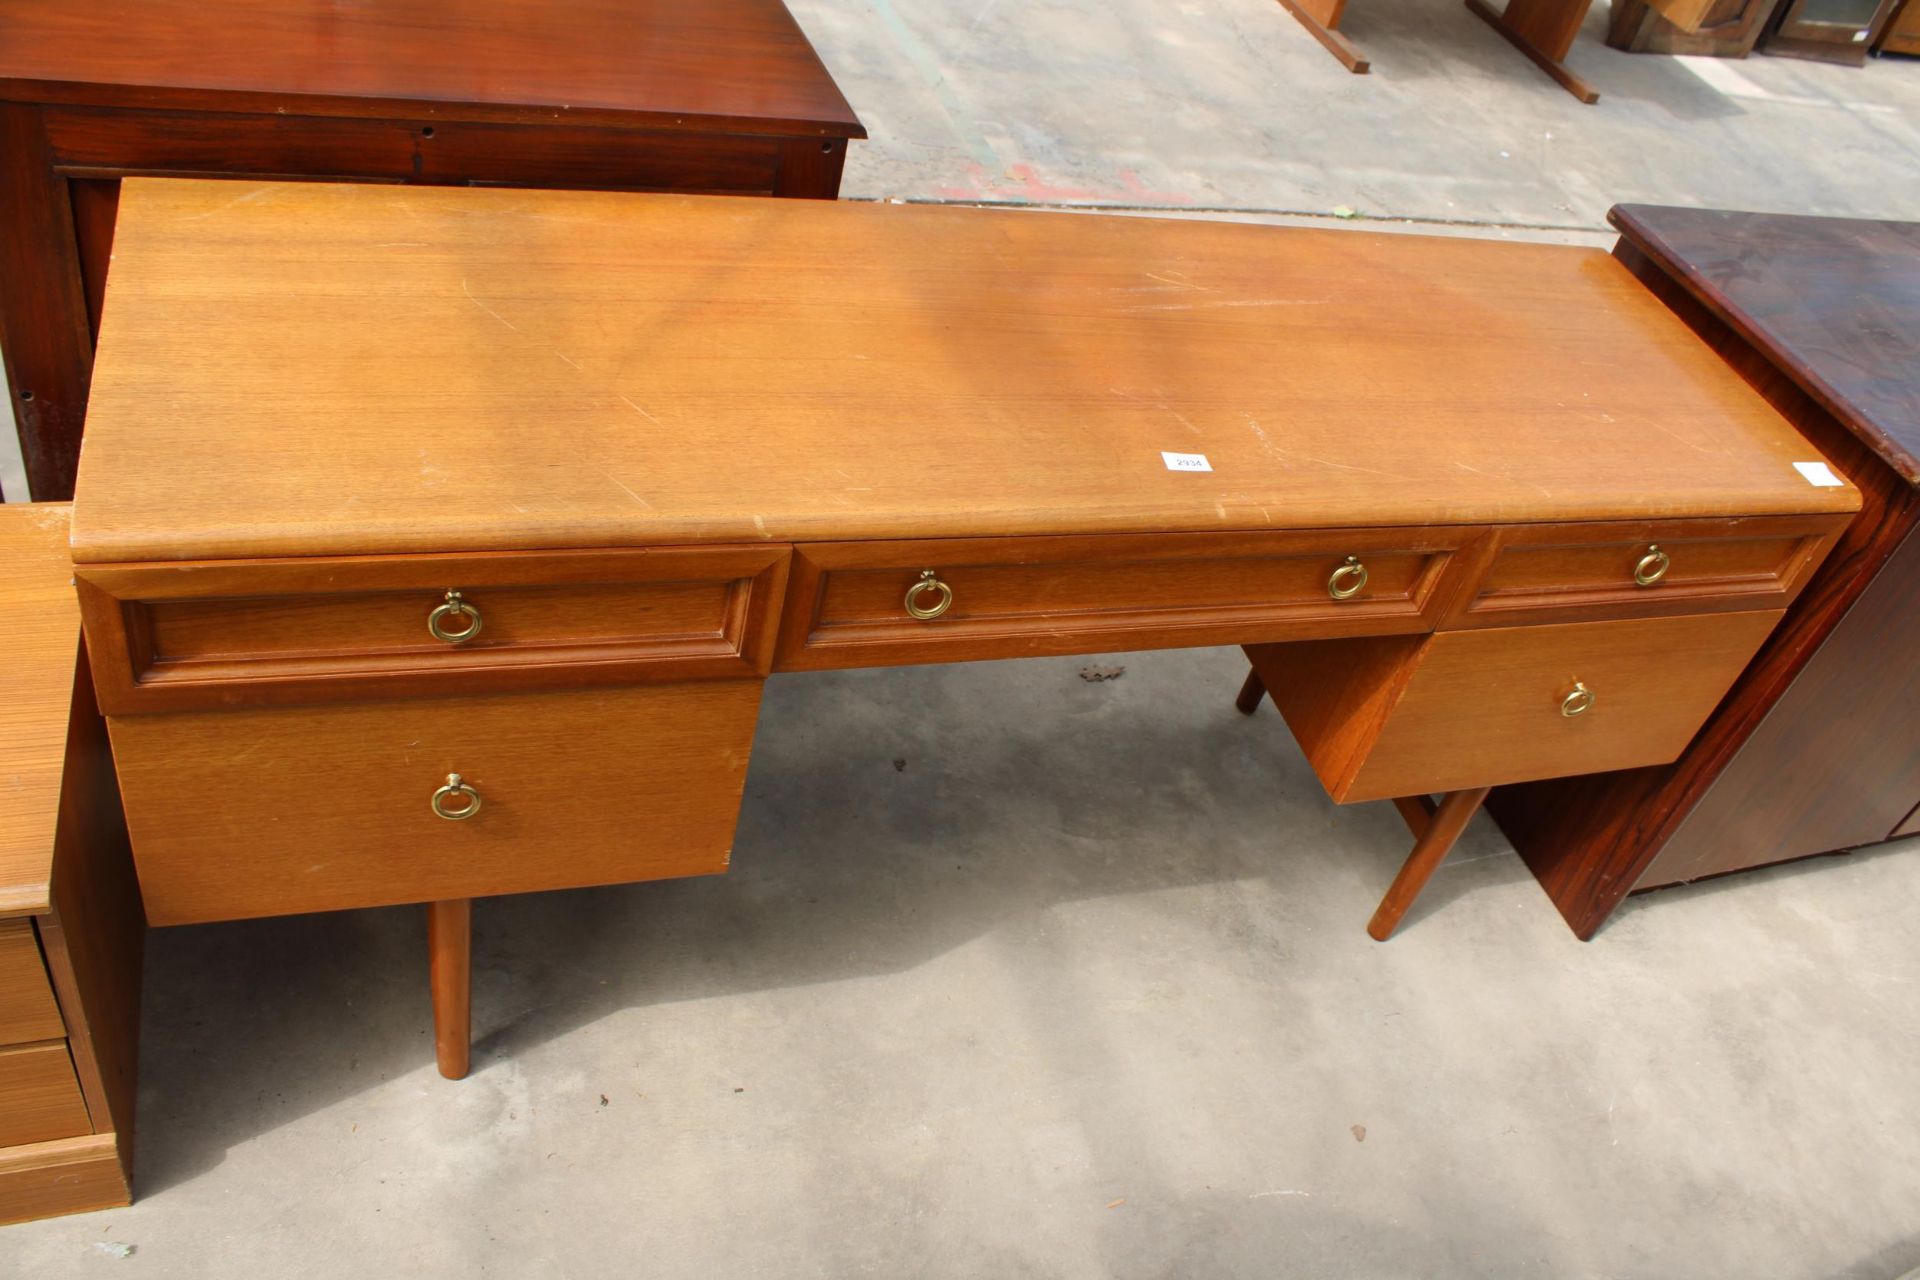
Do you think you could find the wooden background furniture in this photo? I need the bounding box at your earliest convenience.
[71,180,1857,1076]
[1608,0,1780,56]
[1762,0,1900,59]
[0,0,865,503]
[0,503,143,1225]
[1275,0,1605,101]
[1880,0,1920,51]
[1490,205,1920,938]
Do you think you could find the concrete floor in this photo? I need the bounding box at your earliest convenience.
[11,3,1920,1277]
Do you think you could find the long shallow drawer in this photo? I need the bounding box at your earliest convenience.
[76,546,789,713]
[0,1043,92,1148]
[1448,516,1843,628]
[775,530,1477,671]
[0,923,64,1046]
[1252,610,1784,804]
[108,681,764,924]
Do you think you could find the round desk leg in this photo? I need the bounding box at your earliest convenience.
[428,898,472,1079]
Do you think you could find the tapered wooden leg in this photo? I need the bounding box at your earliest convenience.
[1368,787,1490,941]
[428,898,472,1080]
[1235,668,1268,715]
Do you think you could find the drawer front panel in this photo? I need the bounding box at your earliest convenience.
[1453,517,1843,627]
[109,681,764,924]
[777,531,1475,671]
[0,1043,92,1148]
[78,546,789,713]
[1343,610,1784,802]
[0,923,65,1046]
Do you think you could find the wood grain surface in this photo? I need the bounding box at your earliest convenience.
[0,1132,128,1225]
[0,0,863,137]
[0,922,63,1045]
[110,680,765,924]
[0,1042,90,1148]
[0,504,81,917]
[72,180,1858,564]
[1253,610,1784,803]
[1609,205,1920,487]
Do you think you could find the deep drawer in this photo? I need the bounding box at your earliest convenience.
[0,1043,91,1148]
[1449,516,1843,627]
[108,681,764,924]
[775,530,1476,671]
[0,923,64,1047]
[1253,610,1784,803]
[77,546,789,713]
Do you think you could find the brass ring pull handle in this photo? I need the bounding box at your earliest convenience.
[1634,545,1671,587]
[904,569,954,621]
[432,772,482,820]
[1328,556,1369,601]
[428,589,483,644]
[1560,682,1595,718]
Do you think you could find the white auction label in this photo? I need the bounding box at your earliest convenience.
[1161,451,1212,473]
[1792,461,1844,487]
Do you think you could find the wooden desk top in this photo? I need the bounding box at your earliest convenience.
[0,0,863,138]
[73,180,1856,564]
[0,504,78,917]
[1611,205,1920,489]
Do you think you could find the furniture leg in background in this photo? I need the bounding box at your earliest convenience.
[1465,0,1603,101]
[1273,0,1374,72]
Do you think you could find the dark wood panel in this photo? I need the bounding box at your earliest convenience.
[0,0,864,137]
[45,108,786,193]
[0,105,93,502]
[1488,239,1920,938]
[1638,524,1920,884]
[1609,206,1920,486]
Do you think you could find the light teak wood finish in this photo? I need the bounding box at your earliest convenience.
[0,504,142,1224]
[71,184,1859,1075]
[73,182,1854,565]
[0,0,866,499]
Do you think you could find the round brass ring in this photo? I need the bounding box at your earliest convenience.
[1634,546,1670,588]
[432,773,482,820]
[1560,682,1595,718]
[1328,557,1369,601]
[429,592,483,644]
[905,570,954,621]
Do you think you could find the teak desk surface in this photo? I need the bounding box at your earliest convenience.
[0,0,864,502]
[75,181,1851,563]
[72,181,1857,1080]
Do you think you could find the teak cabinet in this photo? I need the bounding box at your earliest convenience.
[0,0,865,501]
[0,504,143,1225]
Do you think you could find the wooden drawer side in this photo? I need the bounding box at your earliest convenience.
[77,546,790,713]
[109,681,764,924]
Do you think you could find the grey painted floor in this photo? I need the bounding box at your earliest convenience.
[10,3,1920,1276]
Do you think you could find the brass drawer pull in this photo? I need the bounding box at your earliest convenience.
[904,569,954,621]
[1634,545,1670,587]
[428,589,483,644]
[1560,681,1594,718]
[432,772,482,820]
[1328,556,1368,601]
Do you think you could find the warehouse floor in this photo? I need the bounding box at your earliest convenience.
[10,2,1920,1277]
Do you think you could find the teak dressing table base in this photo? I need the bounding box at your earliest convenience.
[70,182,1858,1079]
[1275,0,1602,101]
